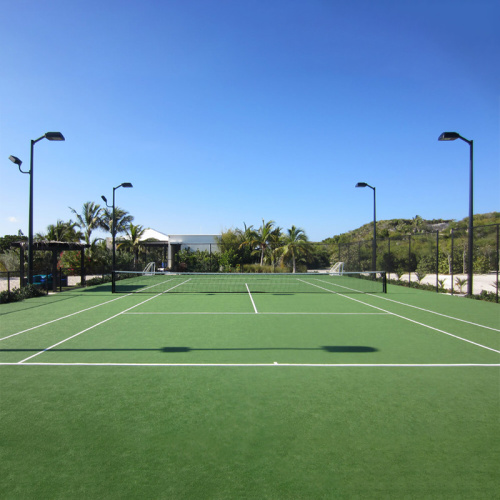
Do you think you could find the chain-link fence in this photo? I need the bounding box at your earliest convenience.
[2,225,498,301]
[335,223,499,301]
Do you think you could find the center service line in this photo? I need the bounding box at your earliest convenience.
[246,283,259,314]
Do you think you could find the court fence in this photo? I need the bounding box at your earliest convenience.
[334,223,499,301]
[1,224,498,302]
[0,268,112,295]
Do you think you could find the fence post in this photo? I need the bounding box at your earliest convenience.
[408,235,412,287]
[436,231,439,292]
[388,238,391,276]
[451,229,454,295]
[496,224,499,303]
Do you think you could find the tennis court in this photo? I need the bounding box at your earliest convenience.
[1,273,499,498]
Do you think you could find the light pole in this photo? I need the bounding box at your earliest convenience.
[356,182,377,272]
[101,182,133,279]
[9,132,65,284]
[438,132,474,296]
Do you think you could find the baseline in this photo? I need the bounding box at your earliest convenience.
[3,362,499,367]
[123,311,389,315]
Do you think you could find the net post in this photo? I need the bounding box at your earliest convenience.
[112,270,116,293]
[382,271,387,293]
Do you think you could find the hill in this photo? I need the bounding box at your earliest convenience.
[322,212,500,244]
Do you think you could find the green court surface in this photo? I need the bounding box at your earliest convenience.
[1,281,499,498]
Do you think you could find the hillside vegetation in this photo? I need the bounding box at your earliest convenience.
[322,212,500,245]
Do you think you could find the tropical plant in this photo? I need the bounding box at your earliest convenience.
[118,223,146,268]
[254,219,275,266]
[455,277,468,294]
[279,226,310,273]
[36,220,81,242]
[69,202,104,245]
[100,207,134,236]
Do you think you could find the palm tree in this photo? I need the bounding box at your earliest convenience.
[412,215,424,234]
[280,225,310,273]
[69,202,104,245]
[254,219,275,266]
[100,207,134,236]
[269,226,283,269]
[237,223,258,262]
[118,223,146,268]
[36,220,82,242]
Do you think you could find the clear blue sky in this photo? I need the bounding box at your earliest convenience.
[1,0,498,242]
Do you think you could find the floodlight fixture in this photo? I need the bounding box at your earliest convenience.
[438,130,474,295]
[9,155,22,167]
[107,182,134,290]
[44,132,65,141]
[10,131,65,285]
[355,181,377,272]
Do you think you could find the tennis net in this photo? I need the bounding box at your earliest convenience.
[112,271,387,294]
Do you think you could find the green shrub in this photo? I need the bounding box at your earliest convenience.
[0,284,46,304]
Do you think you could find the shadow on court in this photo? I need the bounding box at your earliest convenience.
[1,346,378,353]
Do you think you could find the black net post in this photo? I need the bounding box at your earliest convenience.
[495,224,500,304]
[408,235,412,287]
[436,230,439,292]
[451,229,454,295]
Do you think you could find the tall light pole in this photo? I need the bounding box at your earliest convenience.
[102,182,133,280]
[438,132,474,296]
[9,132,65,285]
[356,182,377,272]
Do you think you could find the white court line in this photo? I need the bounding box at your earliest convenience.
[0,277,178,342]
[2,362,499,367]
[309,276,499,332]
[0,293,130,342]
[246,283,259,313]
[368,293,500,332]
[124,312,388,315]
[16,279,192,364]
[300,279,500,354]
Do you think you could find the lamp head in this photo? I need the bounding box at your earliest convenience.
[9,155,22,167]
[44,132,65,141]
[101,195,108,203]
[355,182,368,188]
[121,182,133,188]
[438,132,460,141]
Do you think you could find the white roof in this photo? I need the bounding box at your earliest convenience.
[134,229,219,244]
[167,234,218,244]
[140,228,169,241]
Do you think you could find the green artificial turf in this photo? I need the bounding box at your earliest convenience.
[1,366,498,499]
[1,282,499,498]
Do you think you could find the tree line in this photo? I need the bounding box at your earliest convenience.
[211,220,329,273]
[0,201,147,273]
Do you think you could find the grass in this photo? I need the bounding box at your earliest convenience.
[1,280,499,498]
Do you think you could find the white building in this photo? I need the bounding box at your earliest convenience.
[134,229,219,269]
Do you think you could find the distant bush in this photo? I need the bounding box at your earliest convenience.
[0,284,46,304]
[241,264,292,273]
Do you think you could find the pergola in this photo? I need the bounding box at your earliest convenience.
[11,241,90,290]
